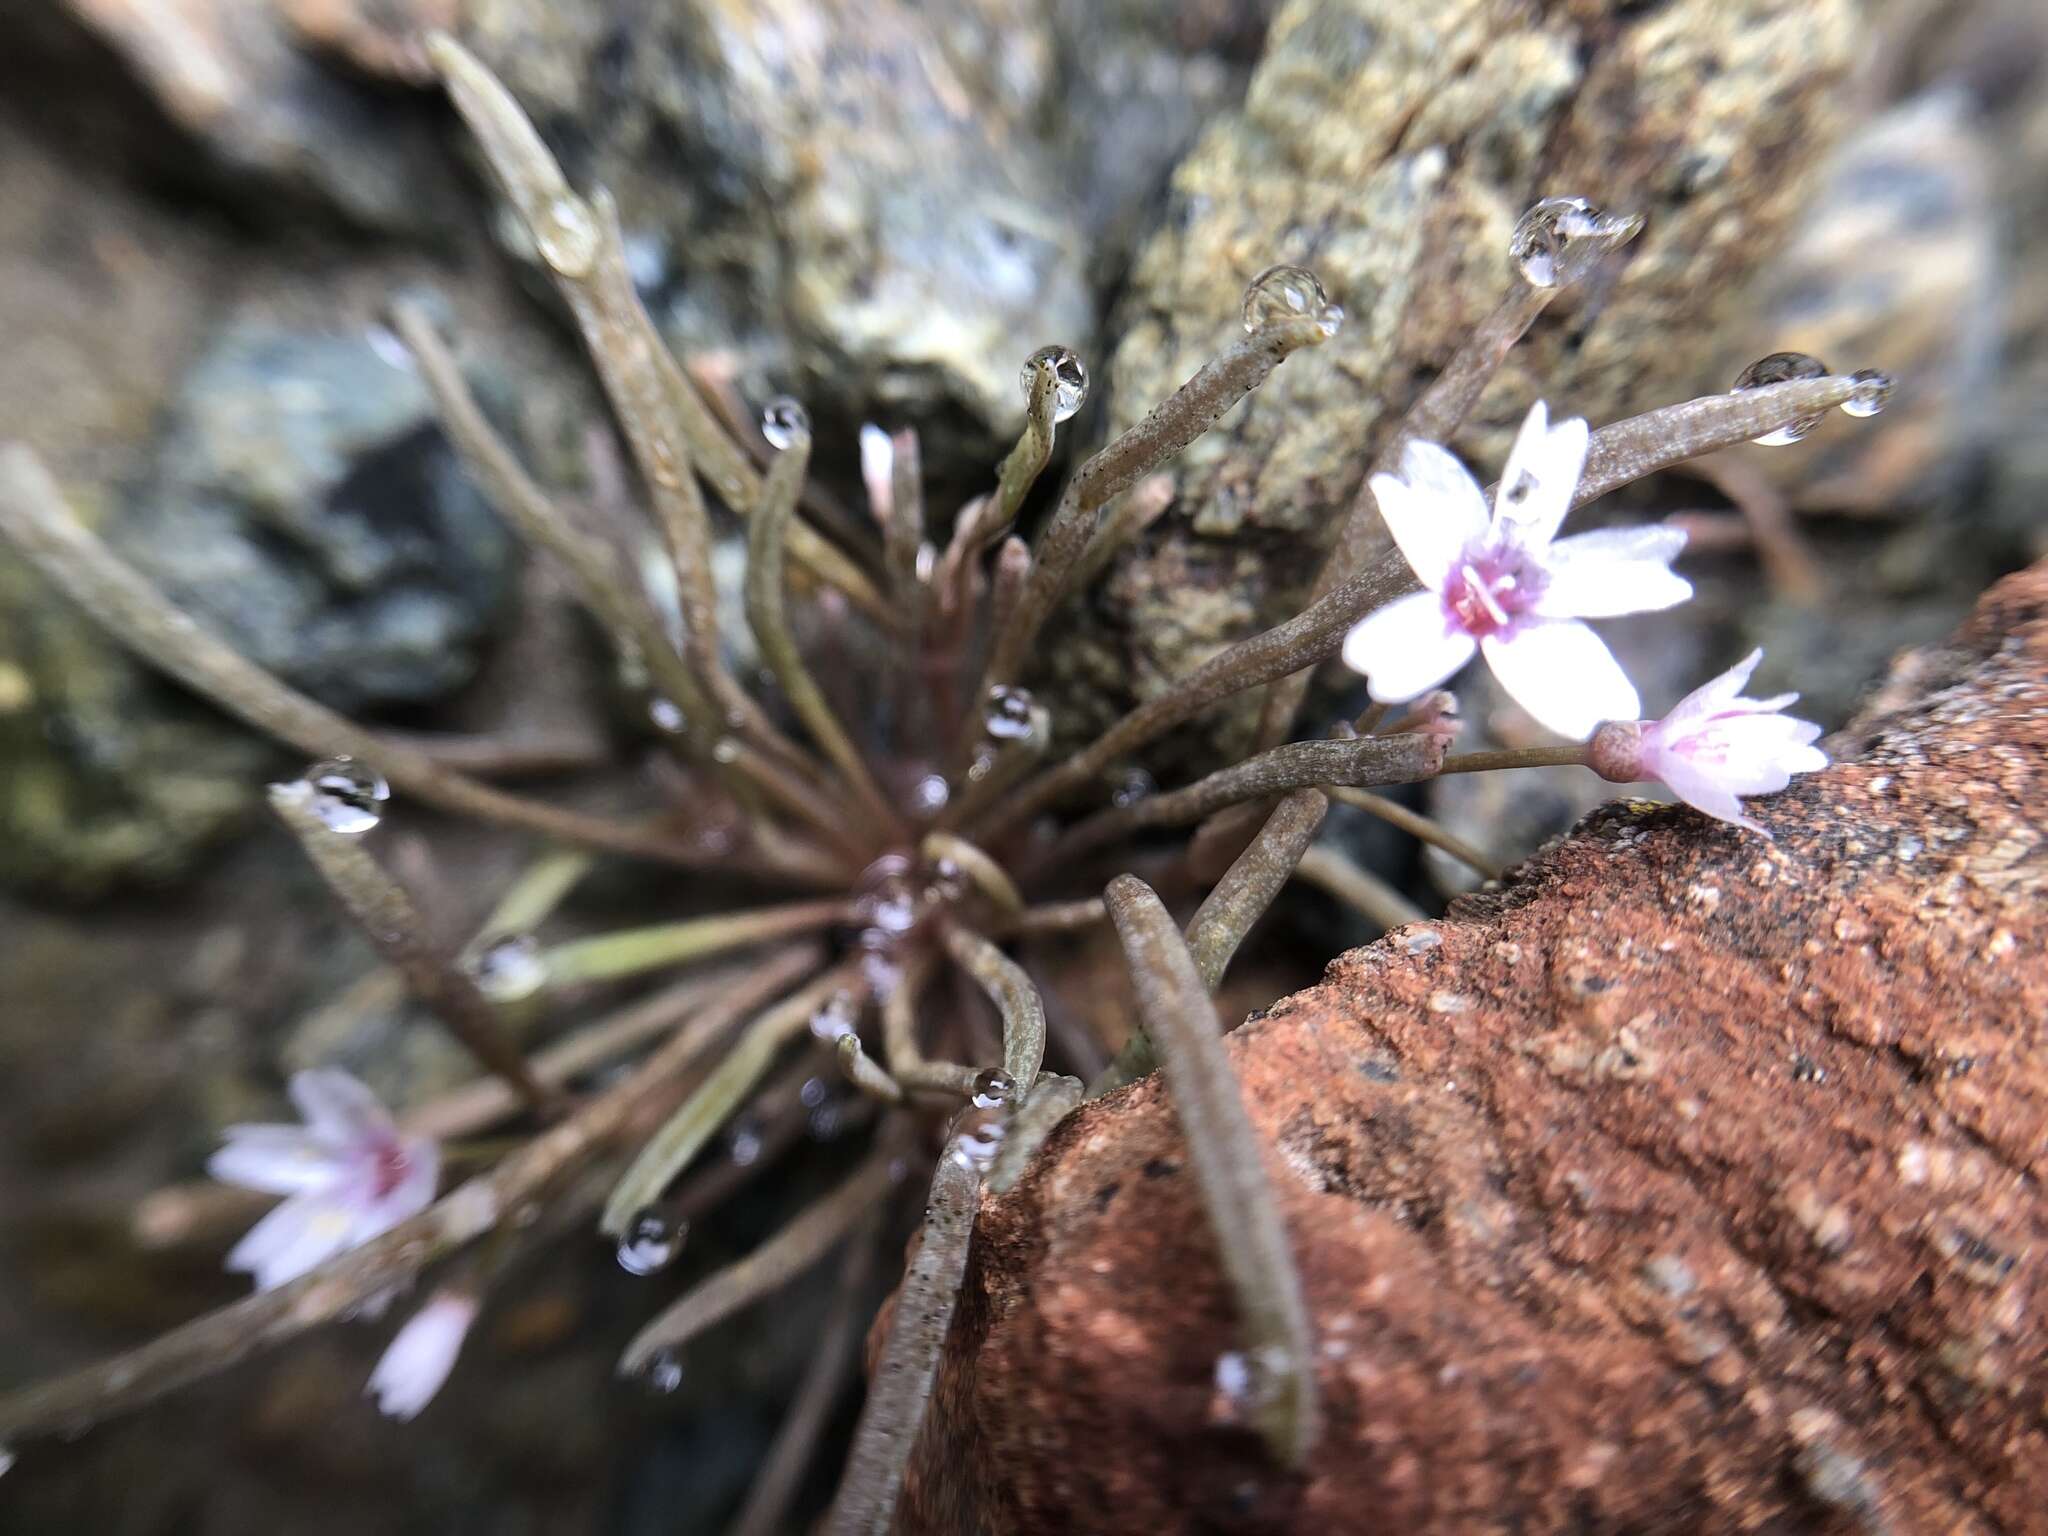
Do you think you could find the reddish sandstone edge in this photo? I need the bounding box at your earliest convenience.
[902,560,2048,1535]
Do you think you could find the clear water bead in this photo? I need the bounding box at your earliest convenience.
[468,933,548,1004]
[971,1067,1019,1110]
[911,773,950,814]
[950,1107,1008,1173]
[761,395,811,450]
[1241,264,1342,337]
[1111,766,1155,808]
[616,1208,685,1276]
[304,757,389,835]
[1020,346,1088,424]
[984,684,1037,741]
[1842,368,1894,419]
[809,992,858,1041]
[534,195,599,278]
[643,1351,685,1395]
[1508,196,1643,288]
[1732,352,1830,445]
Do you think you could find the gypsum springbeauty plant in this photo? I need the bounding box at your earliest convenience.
[0,35,1891,1520]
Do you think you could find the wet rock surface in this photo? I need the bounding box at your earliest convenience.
[110,318,518,714]
[1037,0,1885,771]
[908,557,2048,1534]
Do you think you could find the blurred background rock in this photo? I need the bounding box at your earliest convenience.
[0,0,2042,1529]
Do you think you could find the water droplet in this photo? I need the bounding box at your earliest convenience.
[1507,196,1643,288]
[365,323,414,373]
[950,1106,1008,1172]
[808,1101,844,1141]
[1240,263,1343,337]
[467,933,548,1004]
[799,1076,829,1109]
[0,1445,13,1478]
[984,684,1037,741]
[535,195,599,278]
[304,757,389,835]
[727,1116,764,1167]
[1731,352,1830,445]
[1841,368,1893,420]
[809,992,858,1041]
[911,773,950,814]
[761,395,811,450]
[710,737,741,765]
[1211,1343,1293,1423]
[643,1350,685,1395]
[1019,345,1088,424]
[971,1068,1019,1110]
[616,1207,686,1276]
[648,698,685,734]
[1111,766,1155,808]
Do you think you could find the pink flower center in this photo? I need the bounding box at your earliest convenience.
[370,1140,413,1199]
[1440,544,1541,639]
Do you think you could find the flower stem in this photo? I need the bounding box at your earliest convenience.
[1437,745,1593,774]
[540,899,860,989]
[1325,785,1501,879]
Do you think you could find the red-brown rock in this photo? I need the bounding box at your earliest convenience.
[906,560,2048,1534]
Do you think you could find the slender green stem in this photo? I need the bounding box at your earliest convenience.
[618,1142,899,1376]
[1094,789,1327,1095]
[1326,785,1500,879]
[1294,844,1427,930]
[881,951,979,1097]
[471,848,596,946]
[1070,471,1175,594]
[0,445,766,872]
[836,1034,905,1102]
[822,1143,981,1536]
[998,898,1108,936]
[920,831,1023,919]
[1255,282,1557,748]
[1043,732,1441,866]
[540,899,858,989]
[601,963,864,1236]
[725,1222,879,1536]
[269,782,559,1115]
[1570,376,1863,508]
[744,428,901,828]
[1438,744,1591,773]
[941,924,1047,1089]
[973,547,1418,842]
[986,1072,1083,1195]
[939,697,1049,831]
[982,317,1332,695]
[424,32,886,625]
[1102,876,1319,1467]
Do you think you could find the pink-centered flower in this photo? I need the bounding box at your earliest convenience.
[367,1288,478,1421]
[1340,401,1691,740]
[208,1068,439,1291]
[1591,649,1827,834]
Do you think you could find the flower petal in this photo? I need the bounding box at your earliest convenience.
[1658,648,1764,730]
[289,1068,395,1151]
[208,1126,343,1195]
[1341,589,1478,703]
[1655,757,1767,835]
[1493,400,1588,546]
[1370,439,1489,589]
[225,1192,359,1290]
[1481,620,1639,740]
[368,1290,478,1421]
[1535,526,1692,619]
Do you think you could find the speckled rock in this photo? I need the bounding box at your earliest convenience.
[110,319,518,714]
[905,556,2048,1534]
[1043,0,1871,770]
[21,0,460,234]
[457,0,1264,478]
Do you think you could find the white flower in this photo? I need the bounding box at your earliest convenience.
[208,1069,439,1291]
[1340,401,1691,740]
[1590,650,1827,834]
[367,1288,478,1421]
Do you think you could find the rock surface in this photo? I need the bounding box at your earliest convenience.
[906,556,2048,1534]
[1041,0,1873,769]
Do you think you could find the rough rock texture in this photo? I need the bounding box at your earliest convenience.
[1043,0,1874,769]
[459,0,1266,479]
[908,557,2048,1534]
[110,318,518,713]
